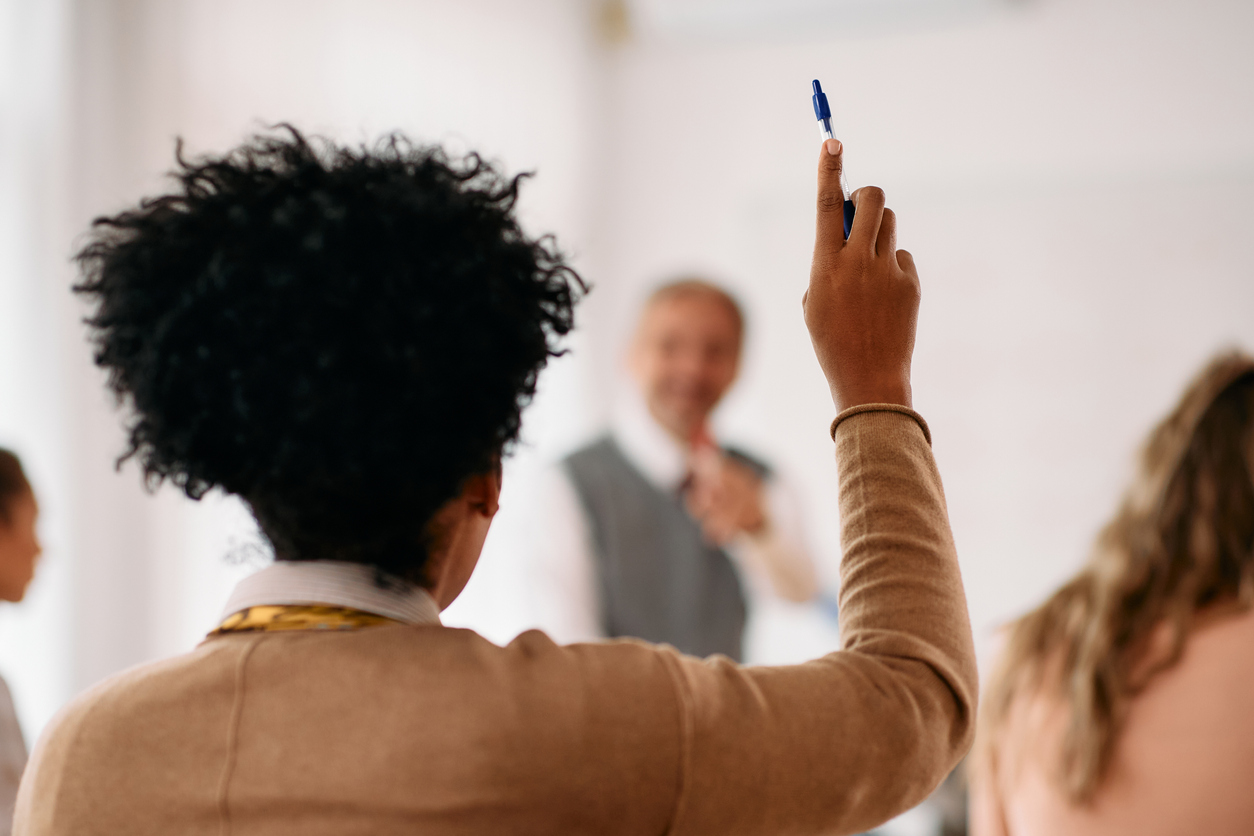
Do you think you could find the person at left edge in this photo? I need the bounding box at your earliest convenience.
[0,449,41,836]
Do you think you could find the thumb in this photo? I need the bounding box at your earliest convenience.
[814,138,847,260]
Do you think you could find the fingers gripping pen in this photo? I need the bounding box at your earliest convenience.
[811,79,855,238]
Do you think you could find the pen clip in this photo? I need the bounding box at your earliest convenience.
[811,79,831,121]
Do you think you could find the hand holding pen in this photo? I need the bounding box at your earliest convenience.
[803,136,919,413]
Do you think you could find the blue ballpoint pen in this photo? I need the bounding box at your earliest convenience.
[811,79,855,237]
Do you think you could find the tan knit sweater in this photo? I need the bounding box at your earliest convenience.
[14,409,977,835]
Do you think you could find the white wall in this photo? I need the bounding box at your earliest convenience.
[1,0,1251,743]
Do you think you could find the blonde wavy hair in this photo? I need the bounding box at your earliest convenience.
[980,351,1254,802]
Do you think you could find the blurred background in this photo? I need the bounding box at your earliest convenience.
[0,0,1251,770]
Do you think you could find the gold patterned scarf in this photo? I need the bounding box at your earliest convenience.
[210,605,400,636]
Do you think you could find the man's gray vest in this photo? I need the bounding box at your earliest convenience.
[563,436,768,661]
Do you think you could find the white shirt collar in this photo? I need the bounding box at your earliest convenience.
[219,560,442,627]
[611,388,691,492]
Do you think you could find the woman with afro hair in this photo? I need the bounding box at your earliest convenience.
[14,130,976,835]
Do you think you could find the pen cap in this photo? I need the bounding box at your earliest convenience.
[811,79,831,121]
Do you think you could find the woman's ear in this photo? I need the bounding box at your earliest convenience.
[463,463,502,518]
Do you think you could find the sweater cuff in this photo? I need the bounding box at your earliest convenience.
[829,403,932,446]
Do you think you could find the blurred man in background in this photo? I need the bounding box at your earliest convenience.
[522,279,818,660]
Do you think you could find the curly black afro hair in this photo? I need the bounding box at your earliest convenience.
[75,127,585,582]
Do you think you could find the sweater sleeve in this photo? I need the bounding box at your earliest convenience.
[658,409,978,836]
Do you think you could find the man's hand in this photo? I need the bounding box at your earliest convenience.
[684,448,766,546]
[803,139,919,412]
[684,449,819,601]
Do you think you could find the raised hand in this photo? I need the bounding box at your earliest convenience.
[803,139,920,413]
